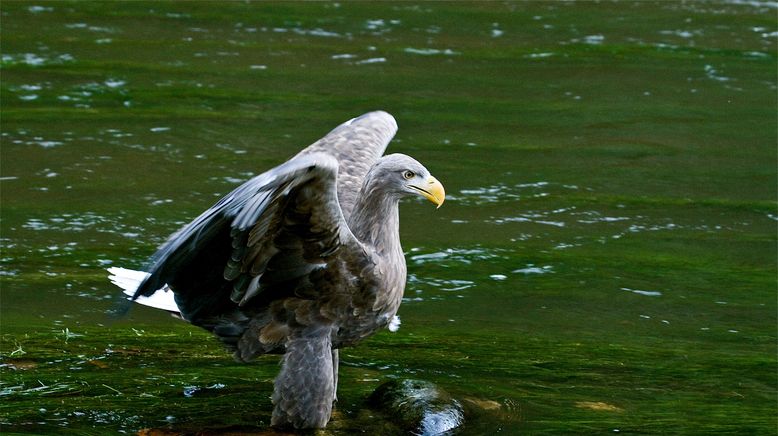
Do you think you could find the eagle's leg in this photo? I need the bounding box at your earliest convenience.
[271,326,335,429]
[332,348,339,403]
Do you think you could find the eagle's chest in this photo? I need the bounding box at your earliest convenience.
[325,255,406,346]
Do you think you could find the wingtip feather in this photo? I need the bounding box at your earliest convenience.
[107,267,180,313]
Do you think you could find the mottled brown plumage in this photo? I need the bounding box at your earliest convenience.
[130,111,445,429]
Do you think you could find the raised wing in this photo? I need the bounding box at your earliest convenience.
[131,112,397,344]
[296,111,397,220]
[133,152,363,335]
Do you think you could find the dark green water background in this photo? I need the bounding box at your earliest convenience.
[1,1,776,434]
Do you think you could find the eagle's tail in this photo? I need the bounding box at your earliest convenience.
[271,326,336,429]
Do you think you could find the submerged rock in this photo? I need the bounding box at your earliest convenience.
[368,379,464,435]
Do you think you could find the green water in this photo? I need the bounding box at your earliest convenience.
[1,1,776,434]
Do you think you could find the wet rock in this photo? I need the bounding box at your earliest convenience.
[368,379,464,435]
[137,426,289,435]
[462,397,502,411]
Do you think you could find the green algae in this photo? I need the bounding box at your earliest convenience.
[1,1,776,434]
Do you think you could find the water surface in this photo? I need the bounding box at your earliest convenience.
[1,1,776,434]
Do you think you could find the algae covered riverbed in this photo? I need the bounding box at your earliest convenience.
[1,1,776,434]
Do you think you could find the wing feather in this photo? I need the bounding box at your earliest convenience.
[131,111,393,348]
[134,152,363,321]
[297,111,397,219]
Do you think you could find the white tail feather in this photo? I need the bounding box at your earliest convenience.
[107,267,180,313]
[388,315,401,332]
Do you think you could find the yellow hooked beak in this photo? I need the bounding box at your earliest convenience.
[411,176,445,208]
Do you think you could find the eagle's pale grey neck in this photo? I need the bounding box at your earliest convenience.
[348,183,402,258]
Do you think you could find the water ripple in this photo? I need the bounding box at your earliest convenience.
[409,247,504,265]
[404,47,460,56]
[22,212,146,238]
[1,52,75,67]
[452,181,580,205]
